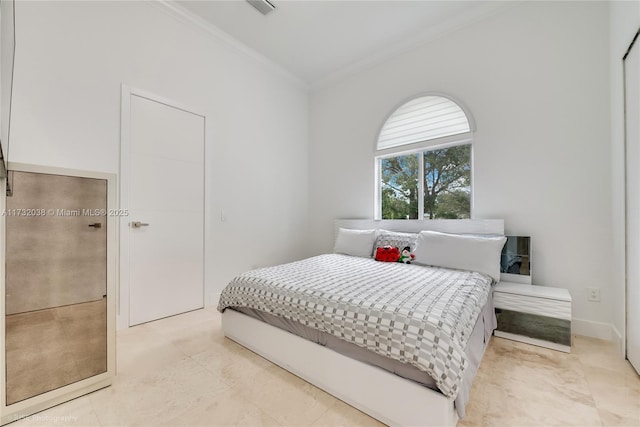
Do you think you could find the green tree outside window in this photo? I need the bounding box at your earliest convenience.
[381,145,471,220]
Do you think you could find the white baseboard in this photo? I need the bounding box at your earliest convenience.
[612,325,625,357]
[572,317,613,340]
[572,318,625,358]
[571,317,625,359]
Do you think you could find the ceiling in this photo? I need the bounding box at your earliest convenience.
[175,0,510,87]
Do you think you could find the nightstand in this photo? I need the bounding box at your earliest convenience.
[493,281,572,352]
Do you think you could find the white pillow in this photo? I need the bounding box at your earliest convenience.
[333,228,377,258]
[413,231,506,281]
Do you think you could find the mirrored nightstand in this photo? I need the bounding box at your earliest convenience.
[493,281,572,353]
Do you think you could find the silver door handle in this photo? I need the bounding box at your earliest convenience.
[131,221,149,228]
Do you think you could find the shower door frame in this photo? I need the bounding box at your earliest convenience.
[0,162,117,425]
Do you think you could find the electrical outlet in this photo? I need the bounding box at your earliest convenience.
[587,287,601,302]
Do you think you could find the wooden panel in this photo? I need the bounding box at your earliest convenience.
[5,172,107,314]
[1,163,116,425]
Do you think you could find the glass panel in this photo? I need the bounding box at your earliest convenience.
[381,153,419,219]
[501,236,531,275]
[5,171,107,405]
[423,144,471,219]
[496,309,571,346]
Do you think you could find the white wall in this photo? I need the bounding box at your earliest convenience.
[1,0,628,339]
[610,0,640,352]
[309,1,613,335]
[4,1,309,326]
[0,0,15,159]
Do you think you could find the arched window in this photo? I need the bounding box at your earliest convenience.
[375,94,474,220]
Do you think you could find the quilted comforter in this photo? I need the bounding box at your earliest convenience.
[217,254,493,399]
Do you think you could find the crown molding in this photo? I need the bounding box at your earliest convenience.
[150,0,309,92]
[150,0,517,94]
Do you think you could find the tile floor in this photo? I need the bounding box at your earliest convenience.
[10,308,640,426]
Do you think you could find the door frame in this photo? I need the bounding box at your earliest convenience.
[624,28,640,369]
[0,162,116,424]
[119,85,206,330]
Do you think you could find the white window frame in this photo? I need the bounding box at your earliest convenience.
[374,134,474,220]
[374,93,476,221]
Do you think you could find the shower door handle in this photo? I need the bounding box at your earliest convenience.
[131,221,149,228]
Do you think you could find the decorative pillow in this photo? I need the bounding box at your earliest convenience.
[374,230,418,256]
[413,231,507,281]
[333,228,377,258]
[375,246,401,262]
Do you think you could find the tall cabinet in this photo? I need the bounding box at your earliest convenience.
[1,164,116,424]
[1,2,115,420]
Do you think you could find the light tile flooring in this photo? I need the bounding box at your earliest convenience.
[12,308,640,426]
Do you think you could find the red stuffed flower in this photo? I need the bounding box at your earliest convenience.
[375,246,401,262]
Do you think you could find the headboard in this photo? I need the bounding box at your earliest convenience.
[334,219,504,238]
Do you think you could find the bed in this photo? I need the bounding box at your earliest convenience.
[219,219,505,427]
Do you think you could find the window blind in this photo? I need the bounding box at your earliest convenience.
[377,96,470,150]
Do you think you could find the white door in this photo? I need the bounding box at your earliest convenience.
[127,94,205,326]
[625,33,640,374]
